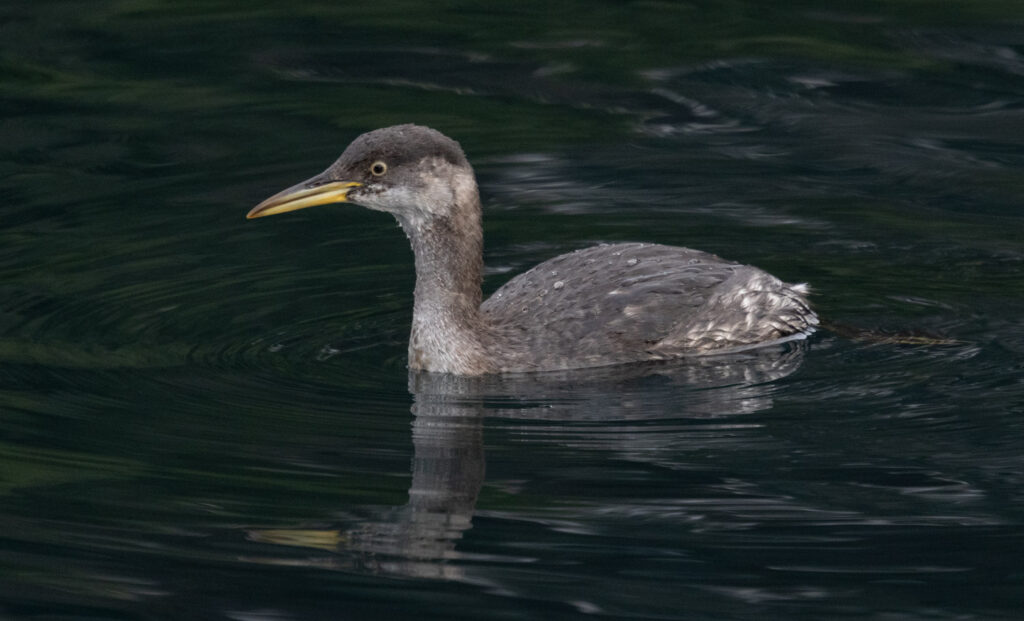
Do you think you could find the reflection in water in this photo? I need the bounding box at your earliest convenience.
[250,343,805,579]
[340,397,485,580]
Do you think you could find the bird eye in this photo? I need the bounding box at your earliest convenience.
[370,161,387,176]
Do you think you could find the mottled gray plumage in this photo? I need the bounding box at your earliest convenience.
[249,124,818,375]
[482,242,815,371]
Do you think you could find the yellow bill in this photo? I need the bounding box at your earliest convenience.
[247,180,362,219]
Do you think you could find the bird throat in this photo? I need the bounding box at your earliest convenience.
[404,205,491,374]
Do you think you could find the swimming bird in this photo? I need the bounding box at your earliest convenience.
[247,124,817,375]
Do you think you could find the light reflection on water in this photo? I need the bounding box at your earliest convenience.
[248,347,810,587]
[235,336,1015,616]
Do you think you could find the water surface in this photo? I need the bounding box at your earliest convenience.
[1,2,1023,619]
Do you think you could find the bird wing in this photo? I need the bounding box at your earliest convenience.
[481,243,742,369]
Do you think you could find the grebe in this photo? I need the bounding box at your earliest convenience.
[247,124,817,375]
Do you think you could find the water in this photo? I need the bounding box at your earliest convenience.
[2,1,1023,619]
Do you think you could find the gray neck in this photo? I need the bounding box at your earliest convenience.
[398,188,494,374]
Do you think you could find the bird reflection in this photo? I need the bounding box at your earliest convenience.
[248,342,806,579]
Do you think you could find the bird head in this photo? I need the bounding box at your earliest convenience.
[246,124,475,230]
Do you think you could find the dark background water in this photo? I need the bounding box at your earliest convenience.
[2,1,1023,619]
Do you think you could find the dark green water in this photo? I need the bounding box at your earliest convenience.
[2,2,1023,619]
